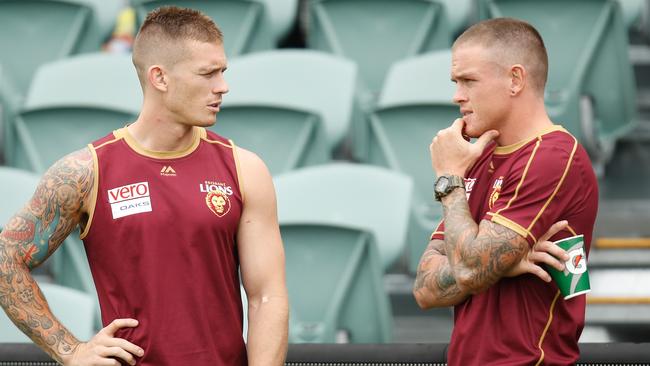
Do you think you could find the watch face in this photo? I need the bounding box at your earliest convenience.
[435,176,449,193]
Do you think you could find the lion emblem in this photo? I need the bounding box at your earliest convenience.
[205,190,231,217]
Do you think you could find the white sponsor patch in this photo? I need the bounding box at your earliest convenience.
[107,182,152,219]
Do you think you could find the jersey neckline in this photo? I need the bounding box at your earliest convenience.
[113,126,207,159]
[493,125,566,155]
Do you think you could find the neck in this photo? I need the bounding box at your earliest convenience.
[496,95,554,146]
[128,100,197,152]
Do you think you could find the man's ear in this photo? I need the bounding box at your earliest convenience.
[509,64,526,96]
[148,65,167,92]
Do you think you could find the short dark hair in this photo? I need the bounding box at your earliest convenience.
[454,17,548,94]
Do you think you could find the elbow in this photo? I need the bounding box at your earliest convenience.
[412,287,451,309]
[454,268,491,295]
[413,289,433,310]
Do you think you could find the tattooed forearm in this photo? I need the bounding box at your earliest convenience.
[441,188,527,294]
[0,148,94,363]
[413,239,467,308]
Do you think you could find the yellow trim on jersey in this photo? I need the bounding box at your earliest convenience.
[488,213,536,242]
[429,231,444,240]
[116,126,202,159]
[80,144,100,240]
[494,139,542,216]
[535,290,561,366]
[95,133,121,150]
[202,130,236,149]
[567,224,577,237]
[527,137,578,232]
[493,125,565,155]
[430,220,445,239]
[230,139,246,204]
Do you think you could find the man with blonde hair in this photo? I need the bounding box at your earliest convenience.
[414,18,598,365]
[0,6,288,365]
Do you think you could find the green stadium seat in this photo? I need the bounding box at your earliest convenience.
[275,163,402,342]
[281,224,392,343]
[367,50,455,272]
[214,50,357,174]
[258,0,298,43]
[0,0,114,96]
[131,0,274,56]
[478,0,637,169]
[274,163,413,271]
[617,0,645,30]
[8,53,141,172]
[0,167,40,229]
[306,0,453,103]
[437,0,474,36]
[0,0,118,160]
[0,282,96,342]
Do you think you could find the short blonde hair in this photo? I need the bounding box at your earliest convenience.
[454,17,548,95]
[132,6,223,86]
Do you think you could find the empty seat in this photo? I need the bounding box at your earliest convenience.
[282,224,392,343]
[437,0,474,36]
[0,167,40,228]
[306,0,453,101]
[8,53,141,172]
[274,162,413,270]
[258,0,299,43]
[215,50,357,174]
[0,282,96,342]
[0,0,119,151]
[131,0,274,56]
[367,50,455,271]
[478,0,637,170]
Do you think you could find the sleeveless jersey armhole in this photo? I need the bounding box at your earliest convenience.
[230,139,246,204]
[79,144,100,240]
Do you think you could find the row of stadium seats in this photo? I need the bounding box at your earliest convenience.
[1,0,640,168]
[1,0,639,161]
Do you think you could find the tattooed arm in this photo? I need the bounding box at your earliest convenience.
[440,188,527,294]
[413,189,572,308]
[0,148,142,365]
[0,148,93,362]
[413,238,469,308]
[413,187,528,308]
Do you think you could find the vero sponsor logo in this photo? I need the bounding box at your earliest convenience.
[108,182,149,204]
[107,182,152,219]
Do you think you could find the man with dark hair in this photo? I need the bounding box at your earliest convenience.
[0,6,288,365]
[414,18,598,365]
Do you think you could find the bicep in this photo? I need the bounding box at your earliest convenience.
[236,149,286,299]
[0,148,93,269]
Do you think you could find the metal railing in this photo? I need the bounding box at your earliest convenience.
[0,343,648,365]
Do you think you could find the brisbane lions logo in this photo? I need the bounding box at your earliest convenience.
[488,176,504,209]
[205,190,231,217]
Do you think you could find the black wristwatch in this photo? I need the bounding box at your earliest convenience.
[434,175,465,201]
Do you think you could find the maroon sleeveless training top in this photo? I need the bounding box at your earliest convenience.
[81,127,246,365]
